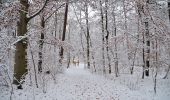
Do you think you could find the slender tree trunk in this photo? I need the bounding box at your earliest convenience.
[28,42,38,88]
[99,0,105,74]
[89,37,96,72]
[163,0,170,79]
[85,0,90,69]
[54,12,57,65]
[13,0,29,88]
[154,38,158,93]
[142,31,145,79]
[67,23,71,68]
[145,19,150,76]
[59,0,69,67]
[38,16,45,73]
[123,0,131,73]
[113,9,119,77]
[105,0,111,74]
[142,0,150,77]
[79,9,86,67]
[136,0,148,78]
[131,8,140,74]
[79,19,86,67]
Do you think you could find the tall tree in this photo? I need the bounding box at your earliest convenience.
[163,0,170,79]
[144,0,150,76]
[112,5,119,77]
[59,0,69,67]
[85,0,90,69]
[136,0,150,78]
[105,0,111,74]
[99,0,106,74]
[38,15,45,73]
[13,0,48,89]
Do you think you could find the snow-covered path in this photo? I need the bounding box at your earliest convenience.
[1,63,169,100]
[39,64,146,100]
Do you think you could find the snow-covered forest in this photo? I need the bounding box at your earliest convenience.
[0,0,170,100]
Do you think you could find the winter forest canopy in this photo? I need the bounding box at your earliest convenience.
[0,0,170,100]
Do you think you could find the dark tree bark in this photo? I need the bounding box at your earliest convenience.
[145,20,150,76]
[145,0,151,76]
[13,0,29,88]
[13,0,48,89]
[112,6,119,77]
[136,0,150,78]
[59,0,69,66]
[105,0,111,74]
[38,16,45,73]
[99,0,106,74]
[85,0,90,69]
[142,30,145,79]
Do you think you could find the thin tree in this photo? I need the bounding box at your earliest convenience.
[163,0,170,79]
[38,15,45,73]
[85,0,90,69]
[105,0,111,74]
[112,5,119,77]
[59,0,69,67]
[99,0,106,74]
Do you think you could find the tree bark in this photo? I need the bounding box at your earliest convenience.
[163,0,170,79]
[59,0,69,66]
[145,19,150,76]
[38,16,45,73]
[105,0,111,74]
[67,23,71,68]
[13,0,29,88]
[112,7,119,77]
[13,0,48,89]
[85,0,90,69]
[99,0,106,74]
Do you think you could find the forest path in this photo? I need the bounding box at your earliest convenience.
[0,64,147,100]
[44,63,145,100]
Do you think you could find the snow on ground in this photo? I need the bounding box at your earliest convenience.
[0,63,170,100]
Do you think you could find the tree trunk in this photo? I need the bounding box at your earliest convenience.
[67,23,71,68]
[142,30,145,78]
[123,0,131,74]
[38,16,45,73]
[59,0,69,67]
[154,38,158,93]
[131,19,140,75]
[112,8,119,77]
[136,0,150,78]
[13,0,48,89]
[145,19,150,76]
[85,0,90,69]
[13,0,29,88]
[105,0,111,74]
[99,0,106,74]
[163,0,170,79]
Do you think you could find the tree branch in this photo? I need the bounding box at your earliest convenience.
[27,0,48,21]
[45,0,77,22]
[45,3,66,22]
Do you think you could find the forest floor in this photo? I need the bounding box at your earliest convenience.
[0,63,170,100]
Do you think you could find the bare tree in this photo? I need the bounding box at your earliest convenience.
[105,0,111,74]
[99,0,106,74]
[59,0,69,67]
[112,5,119,77]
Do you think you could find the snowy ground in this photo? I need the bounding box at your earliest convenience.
[0,63,170,100]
